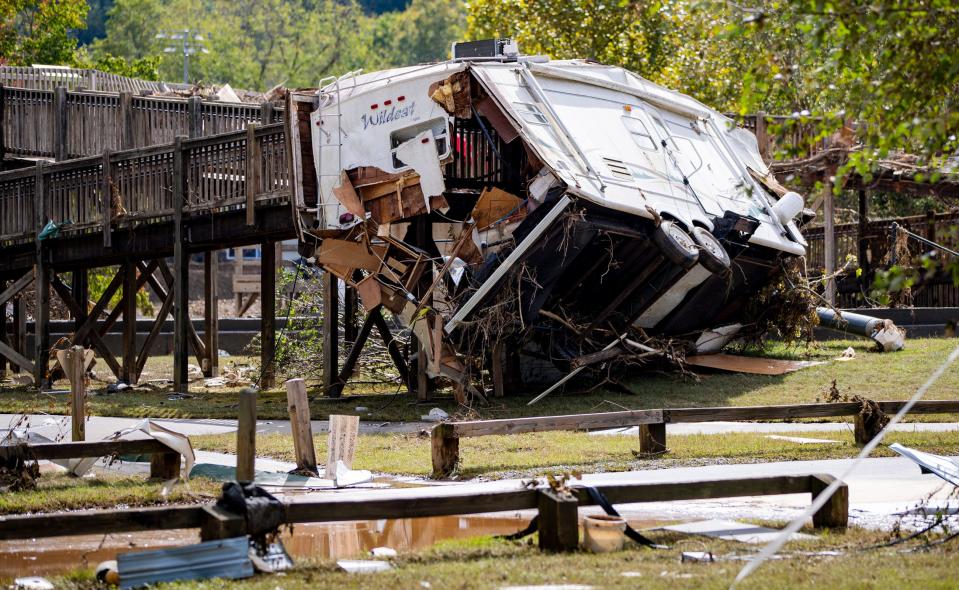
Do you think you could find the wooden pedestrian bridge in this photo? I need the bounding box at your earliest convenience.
[0,69,309,391]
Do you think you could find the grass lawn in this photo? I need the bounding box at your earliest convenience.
[0,339,959,421]
[0,472,221,515]
[191,428,959,479]
[1,339,957,423]
[46,525,959,589]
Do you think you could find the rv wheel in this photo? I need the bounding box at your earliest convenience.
[691,227,731,275]
[652,221,699,268]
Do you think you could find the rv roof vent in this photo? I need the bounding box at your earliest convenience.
[602,156,633,182]
[452,39,519,61]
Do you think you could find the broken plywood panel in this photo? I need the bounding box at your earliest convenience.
[331,170,366,217]
[317,239,384,273]
[684,354,823,375]
[327,414,359,471]
[471,186,523,230]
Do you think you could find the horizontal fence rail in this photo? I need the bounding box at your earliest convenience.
[0,123,290,243]
[1,85,283,160]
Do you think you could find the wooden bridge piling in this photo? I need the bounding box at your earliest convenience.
[260,240,277,389]
[173,136,189,394]
[203,251,219,378]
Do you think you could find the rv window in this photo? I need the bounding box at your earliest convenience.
[514,102,550,126]
[622,116,657,151]
[390,118,451,168]
[670,136,703,171]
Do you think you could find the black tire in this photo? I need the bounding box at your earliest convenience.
[652,220,699,268]
[691,226,731,275]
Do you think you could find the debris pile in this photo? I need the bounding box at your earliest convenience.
[294,42,810,400]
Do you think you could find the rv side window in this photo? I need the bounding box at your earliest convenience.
[514,102,549,126]
[622,116,657,151]
[390,118,451,168]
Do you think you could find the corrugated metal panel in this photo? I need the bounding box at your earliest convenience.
[117,536,254,590]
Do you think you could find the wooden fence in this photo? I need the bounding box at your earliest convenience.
[0,66,183,93]
[0,123,290,244]
[431,400,959,477]
[804,211,959,307]
[0,473,849,545]
[1,86,282,160]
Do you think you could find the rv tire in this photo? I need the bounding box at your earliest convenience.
[653,221,699,269]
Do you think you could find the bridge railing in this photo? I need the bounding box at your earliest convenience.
[0,123,289,243]
[1,86,282,160]
[0,66,182,93]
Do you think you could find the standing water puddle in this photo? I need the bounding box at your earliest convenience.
[0,514,531,579]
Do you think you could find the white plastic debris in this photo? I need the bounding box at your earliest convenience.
[14,578,54,590]
[370,546,398,558]
[835,346,856,361]
[421,408,449,422]
[333,459,373,488]
[337,559,393,574]
[681,551,715,563]
[873,321,906,352]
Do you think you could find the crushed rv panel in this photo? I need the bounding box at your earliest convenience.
[298,54,809,399]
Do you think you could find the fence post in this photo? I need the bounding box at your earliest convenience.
[65,346,86,441]
[809,474,848,529]
[285,378,317,474]
[102,150,112,248]
[245,123,258,226]
[172,136,190,394]
[118,92,134,150]
[260,101,274,125]
[149,451,181,480]
[188,96,202,139]
[53,86,67,161]
[430,424,459,478]
[638,423,667,455]
[0,85,5,162]
[823,178,836,305]
[755,110,769,162]
[857,189,869,283]
[236,387,257,481]
[537,488,579,552]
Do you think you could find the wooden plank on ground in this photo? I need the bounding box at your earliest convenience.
[0,438,170,462]
[450,409,664,437]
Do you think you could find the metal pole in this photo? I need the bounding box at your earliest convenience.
[183,35,189,84]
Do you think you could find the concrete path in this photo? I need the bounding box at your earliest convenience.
[0,413,432,441]
[4,413,957,442]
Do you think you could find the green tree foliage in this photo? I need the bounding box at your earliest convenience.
[0,0,88,65]
[85,0,462,90]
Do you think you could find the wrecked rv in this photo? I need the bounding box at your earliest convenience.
[289,40,808,398]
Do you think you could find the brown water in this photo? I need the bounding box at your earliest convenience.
[0,514,530,579]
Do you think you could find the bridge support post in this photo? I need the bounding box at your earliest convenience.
[322,271,339,396]
[0,280,6,379]
[173,137,189,394]
[121,262,137,384]
[203,251,219,378]
[260,241,276,389]
[13,294,25,374]
[71,269,88,332]
[34,162,50,387]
